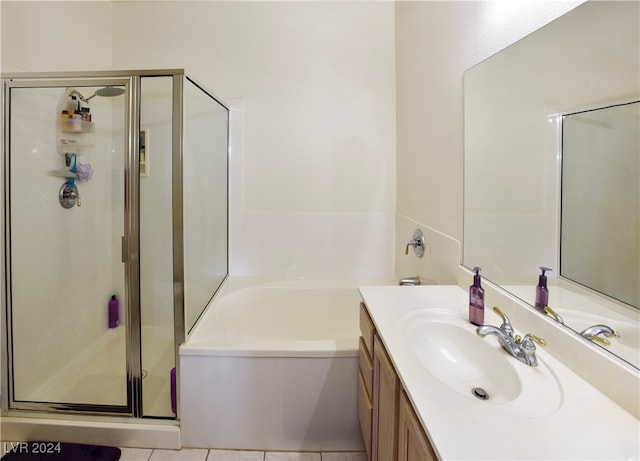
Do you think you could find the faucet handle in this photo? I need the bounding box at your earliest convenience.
[404,229,425,258]
[517,333,546,367]
[518,333,546,347]
[585,335,611,347]
[492,306,514,336]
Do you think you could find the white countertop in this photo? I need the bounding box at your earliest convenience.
[359,285,640,460]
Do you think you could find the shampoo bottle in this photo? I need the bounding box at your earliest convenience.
[535,267,552,312]
[109,295,119,328]
[170,367,177,414]
[469,266,485,326]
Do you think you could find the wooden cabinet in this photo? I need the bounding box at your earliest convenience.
[398,391,438,461]
[372,334,400,461]
[358,303,375,459]
[359,302,439,461]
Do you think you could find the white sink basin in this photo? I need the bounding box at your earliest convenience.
[409,320,521,403]
[399,309,563,418]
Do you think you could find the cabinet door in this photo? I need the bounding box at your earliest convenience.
[358,371,373,459]
[398,391,438,461]
[373,335,400,461]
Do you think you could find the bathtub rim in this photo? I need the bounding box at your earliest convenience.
[181,275,395,358]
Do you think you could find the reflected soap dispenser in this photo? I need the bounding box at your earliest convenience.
[535,267,552,312]
[469,266,485,326]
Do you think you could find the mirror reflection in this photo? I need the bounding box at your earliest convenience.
[561,101,639,309]
[463,1,639,368]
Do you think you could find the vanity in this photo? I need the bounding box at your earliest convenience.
[357,285,639,460]
[362,2,640,458]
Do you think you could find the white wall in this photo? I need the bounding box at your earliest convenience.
[112,1,397,278]
[2,1,589,282]
[394,1,584,285]
[0,1,113,73]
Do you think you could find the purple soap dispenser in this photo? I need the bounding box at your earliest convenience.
[109,295,119,328]
[535,267,552,312]
[469,266,485,326]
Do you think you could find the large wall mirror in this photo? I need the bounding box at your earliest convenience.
[464,1,639,369]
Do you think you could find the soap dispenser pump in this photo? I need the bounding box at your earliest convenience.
[469,266,485,326]
[535,267,552,312]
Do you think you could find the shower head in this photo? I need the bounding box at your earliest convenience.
[85,86,125,101]
[71,87,125,103]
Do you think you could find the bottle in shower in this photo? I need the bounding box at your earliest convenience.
[109,295,119,328]
[170,367,177,414]
[469,266,485,326]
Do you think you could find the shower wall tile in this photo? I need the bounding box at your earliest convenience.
[229,210,394,278]
[227,103,395,278]
[0,417,180,450]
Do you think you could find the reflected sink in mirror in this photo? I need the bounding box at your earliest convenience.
[400,309,563,418]
[502,283,640,368]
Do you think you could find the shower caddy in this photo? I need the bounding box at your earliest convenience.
[52,88,95,209]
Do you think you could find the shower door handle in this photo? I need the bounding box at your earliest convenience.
[121,236,128,263]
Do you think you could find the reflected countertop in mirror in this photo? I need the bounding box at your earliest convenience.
[463,0,639,368]
[498,278,639,369]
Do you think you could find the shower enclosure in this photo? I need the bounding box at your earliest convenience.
[1,70,229,419]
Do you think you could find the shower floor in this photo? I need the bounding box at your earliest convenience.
[32,327,174,417]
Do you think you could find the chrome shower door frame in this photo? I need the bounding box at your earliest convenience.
[1,74,142,416]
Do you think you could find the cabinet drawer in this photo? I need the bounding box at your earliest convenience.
[359,337,373,397]
[360,302,375,354]
[358,371,373,460]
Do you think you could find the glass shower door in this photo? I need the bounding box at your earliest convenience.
[6,80,131,412]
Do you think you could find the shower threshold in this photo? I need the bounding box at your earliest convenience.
[20,327,174,417]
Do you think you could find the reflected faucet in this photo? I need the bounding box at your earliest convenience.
[476,306,546,367]
[543,306,564,325]
[580,324,620,347]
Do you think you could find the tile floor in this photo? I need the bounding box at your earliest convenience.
[119,448,366,461]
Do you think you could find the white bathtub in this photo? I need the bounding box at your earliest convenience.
[179,277,388,451]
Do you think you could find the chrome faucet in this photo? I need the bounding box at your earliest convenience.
[399,276,421,286]
[476,306,546,367]
[580,324,620,347]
